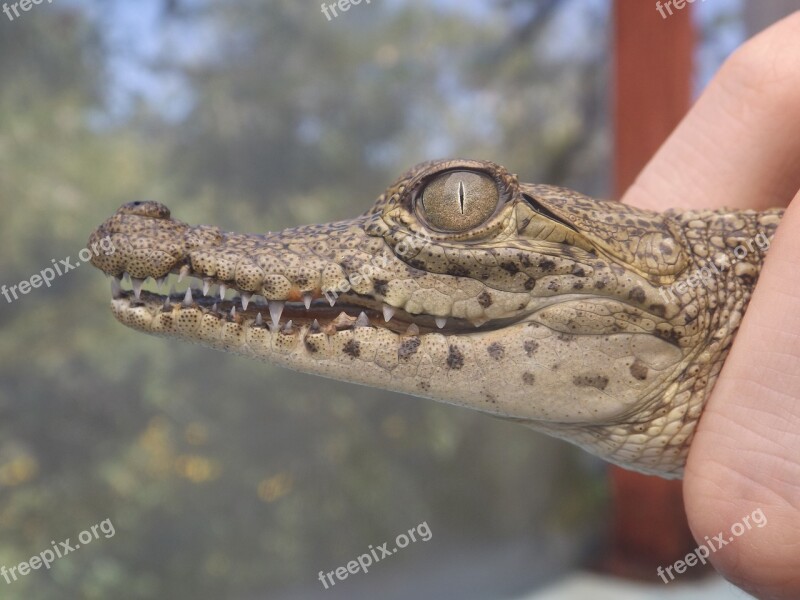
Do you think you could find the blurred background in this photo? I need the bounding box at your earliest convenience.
[0,1,791,598]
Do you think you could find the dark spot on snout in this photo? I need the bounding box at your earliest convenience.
[538,259,556,272]
[654,326,680,343]
[629,286,646,303]
[398,338,421,360]
[343,339,361,358]
[573,374,609,390]
[487,342,504,360]
[447,345,464,369]
[523,340,539,356]
[522,372,536,385]
[477,291,493,308]
[447,265,470,277]
[500,262,519,274]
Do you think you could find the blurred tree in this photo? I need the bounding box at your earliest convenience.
[0,1,612,598]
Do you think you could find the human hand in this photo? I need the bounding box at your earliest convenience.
[622,12,800,599]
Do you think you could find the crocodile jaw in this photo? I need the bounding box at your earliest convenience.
[107,285,692,477]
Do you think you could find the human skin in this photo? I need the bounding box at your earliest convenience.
[621,12,800,599]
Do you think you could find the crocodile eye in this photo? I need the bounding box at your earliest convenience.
[419,171,500,232]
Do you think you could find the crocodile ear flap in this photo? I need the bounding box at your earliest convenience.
[522,186,689,283]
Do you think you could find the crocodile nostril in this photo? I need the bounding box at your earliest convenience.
[118,200,172,220]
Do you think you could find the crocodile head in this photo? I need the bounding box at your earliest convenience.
[87,159,780,478]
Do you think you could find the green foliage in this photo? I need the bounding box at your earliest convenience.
[0,2,609,598]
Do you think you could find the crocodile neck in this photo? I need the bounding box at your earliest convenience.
[539,208,781,473]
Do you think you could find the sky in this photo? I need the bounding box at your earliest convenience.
[58,0,745,122]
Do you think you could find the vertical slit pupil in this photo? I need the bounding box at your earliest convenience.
[458,180,465,213]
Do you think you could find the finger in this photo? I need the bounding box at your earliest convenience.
[623,12,800,213]
[683,189,800,598]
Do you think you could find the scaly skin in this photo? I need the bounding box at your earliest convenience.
[87,159,783,478]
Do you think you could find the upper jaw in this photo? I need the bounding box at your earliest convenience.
[88,201,529,336]
[88,200,376,301]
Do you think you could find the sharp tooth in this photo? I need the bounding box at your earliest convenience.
[211,302,218,313]
[268,300,285,328]
[219,284,227,300]
[355,311,370,328]
[309,319,321,333]
[332,311,354,330]
[241,292,252,311]
[230,306,236,319]
[156,277,167,289]
[326,293,337,307]
[162,297,171,311]
[123,272,131,284]
[382,304,396,322]
[111,278,122,299]
[178,265,191,282]
[255,312,263,327]
[405,323,420,336]
[281,320,294,334]
[202,279,211,296]
[183,287,193,307]
[131,277,144,301]
[435,317,447,329]
[303,293,313,310]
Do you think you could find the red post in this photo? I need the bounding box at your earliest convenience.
[605,0,708,580]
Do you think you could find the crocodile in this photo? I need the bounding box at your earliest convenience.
[87,159,784,478]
